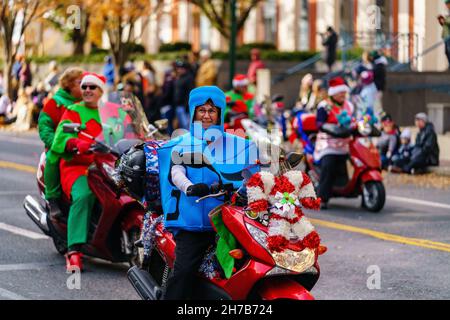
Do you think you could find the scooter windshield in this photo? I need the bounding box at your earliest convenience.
[98,91,150,147]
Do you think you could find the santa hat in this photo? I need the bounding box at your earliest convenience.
[81,72,107,92]
[328,76,349,96]
[232,74,249,88]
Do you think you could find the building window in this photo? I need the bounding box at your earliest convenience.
[298,0,309,50]
[263,0,277,44]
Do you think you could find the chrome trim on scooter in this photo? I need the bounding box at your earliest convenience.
[23,195,50,235]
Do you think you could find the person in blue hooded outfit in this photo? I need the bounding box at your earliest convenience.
[158,86,259,300]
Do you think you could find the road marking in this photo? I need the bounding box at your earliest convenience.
[0,134,42,146]
[0,223,49,240]
[387,196,450,210]
[0,288,28,300]
[0,160,36,174]
[310,218,450,253]
[0,262,64,272]
[0,191,37,196]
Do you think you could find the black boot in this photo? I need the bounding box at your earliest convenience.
[47,199,62,219]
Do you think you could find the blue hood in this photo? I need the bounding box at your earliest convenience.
[188,86,226,139]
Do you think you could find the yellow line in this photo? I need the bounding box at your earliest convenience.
[3,159,449,253]
[0,161,36,174]
[310,218,450,253]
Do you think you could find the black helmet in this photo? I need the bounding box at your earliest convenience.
[117,144,146,200]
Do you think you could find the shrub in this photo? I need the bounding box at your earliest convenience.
[159,42,192,53]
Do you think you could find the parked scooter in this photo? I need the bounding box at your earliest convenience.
[127,153,325,300]
[23,92,165,266]
[291,111,385,212]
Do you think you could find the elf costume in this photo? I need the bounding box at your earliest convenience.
[38,88,78,200]
[225,75,255,120]
[50,101,102,249]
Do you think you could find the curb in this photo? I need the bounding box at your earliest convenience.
[428,166,450,177]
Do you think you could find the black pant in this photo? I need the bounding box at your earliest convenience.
[403,151,427,173]
[446,39,450,70]
[318,154,348,203]
[162,230,216,300]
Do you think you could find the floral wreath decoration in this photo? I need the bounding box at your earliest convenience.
[246,170,325,254]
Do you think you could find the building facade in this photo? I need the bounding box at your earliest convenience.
[141,0,449,71]
[25,0,449,72]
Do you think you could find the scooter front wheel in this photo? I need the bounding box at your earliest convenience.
[362,181,386,213]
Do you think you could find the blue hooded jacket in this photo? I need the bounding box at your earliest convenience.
[158,86,259,233]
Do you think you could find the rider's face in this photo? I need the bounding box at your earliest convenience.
[71,76,83,99]
[194,104,220,129]
[82,83,103,107]
[332,92,346,104]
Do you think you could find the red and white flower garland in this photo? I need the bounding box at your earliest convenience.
[246,170,322,253]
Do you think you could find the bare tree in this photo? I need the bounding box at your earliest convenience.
[89,0,163,76]
[188,0,262,39]
[0,0,51,98]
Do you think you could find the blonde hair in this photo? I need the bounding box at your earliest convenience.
[59,67,84,91]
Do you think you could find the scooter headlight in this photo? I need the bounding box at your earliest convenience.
[245,223,316,274]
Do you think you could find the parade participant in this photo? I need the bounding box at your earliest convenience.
[314,77,354,209]
[225,74,255,120]
[158,86,258,299]
[50,72,106,271]
[38,67,84,218]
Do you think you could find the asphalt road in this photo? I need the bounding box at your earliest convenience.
[0,130,449,300]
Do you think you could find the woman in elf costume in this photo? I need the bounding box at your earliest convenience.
[50,73,106,271]
[38,68,84,218]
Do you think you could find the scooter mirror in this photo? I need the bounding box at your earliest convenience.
[62,123,81,133]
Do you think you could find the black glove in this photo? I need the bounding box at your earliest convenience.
[186,183,210,197]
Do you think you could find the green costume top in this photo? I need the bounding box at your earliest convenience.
[38,88,77,149]
[50,102,102,162]
[50,102,103,198]
[225,90,255,119]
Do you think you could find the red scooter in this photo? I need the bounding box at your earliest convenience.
[291,112,385,212]
[23,92,161,265]
[128,154,325,300]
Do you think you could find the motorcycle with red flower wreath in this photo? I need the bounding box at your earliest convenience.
[127,153,327,300]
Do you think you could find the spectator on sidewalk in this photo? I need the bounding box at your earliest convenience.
[196,49,217,87]
[19,57,32,89]
[0,94,13,123]
[438,0,450,70]
[377,114,400,170]
[297,73,314,109]
[44,61,60,92]
[369,50,387,117]
[159,66,177,134]
[141,61,159,123]
[402,113,440,174]
[173,60,195,130]
[391,128,414,171]
[103,56,116,92]
[247,48,266,88]
[321,26,339,72]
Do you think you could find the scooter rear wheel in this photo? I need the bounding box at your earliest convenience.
[362,181,386,213]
